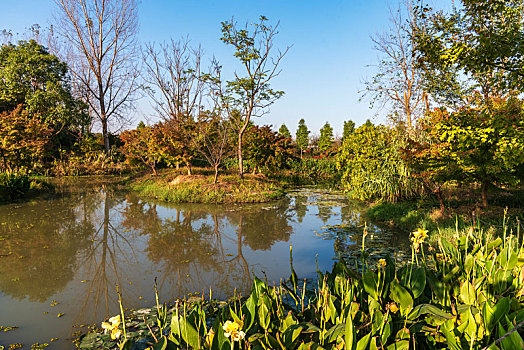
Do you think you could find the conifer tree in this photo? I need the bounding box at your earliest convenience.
[295,118,310,157]
[318,122,334,152]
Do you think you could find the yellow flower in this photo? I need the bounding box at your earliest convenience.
[411,228,429,252]
[109,315,121,325]
[389,303,399,313]
[223,320,244,342]
[111,328,122,340]
[101,321,113,332]
[231,330,245,342]
[378,259,386,268]
[101,314,122,339]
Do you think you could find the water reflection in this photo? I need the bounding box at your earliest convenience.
[0,199,92,302]
[0,184,408,349]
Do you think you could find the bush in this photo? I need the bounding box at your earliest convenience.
[282,158,340,186]
[0,172,31,202]
[337,122,423,202]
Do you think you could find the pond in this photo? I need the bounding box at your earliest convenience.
[0,180,410,349]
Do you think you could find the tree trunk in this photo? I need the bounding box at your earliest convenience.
[435,188,445,213]
[186,162,192,176]
[238,133,244,179]
[406,108,412,131]
[213,164,219,184]
[481,180,489,208]
[102,119,110,154]
[99,82,110,154]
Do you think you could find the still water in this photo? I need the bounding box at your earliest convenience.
[0,180,409,349]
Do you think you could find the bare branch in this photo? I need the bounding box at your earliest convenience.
[53,0,141,152]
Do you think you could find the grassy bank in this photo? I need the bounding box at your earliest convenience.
[0,173,54,203]
[365,186,524,244]
[130,170,286,203]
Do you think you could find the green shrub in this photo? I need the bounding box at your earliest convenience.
[282,158,340,186]
[337,122,423,202]
[0,172,30,202]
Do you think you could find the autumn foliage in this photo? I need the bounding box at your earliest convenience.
[0,105,52,172]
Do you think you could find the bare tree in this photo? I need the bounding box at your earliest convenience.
[362,1,424,131]
[142,38,210,173]
[54,0,141,153]
[142,37,206,124]
[192,64,232,183]
[220,16,290,179]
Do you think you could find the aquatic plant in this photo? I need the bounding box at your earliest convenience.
[79,220,524,349]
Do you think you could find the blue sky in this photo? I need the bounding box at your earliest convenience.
[0,0,450,136]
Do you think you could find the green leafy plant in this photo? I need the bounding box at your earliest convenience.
[79,216,524,349]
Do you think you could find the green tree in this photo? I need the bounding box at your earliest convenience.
[0,40,88,137]
[244,124,295,174]
[278,124,291,139]
[295,118,310,157]
[414,0,524,106]
[220,16,290,178]
[405,95,524,208]
[342,120,355,142]
[318,122,334,153]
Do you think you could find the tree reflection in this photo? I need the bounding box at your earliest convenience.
[0,196,93,301]
[75,187,142,319]
[0,186,296,315]
[293,194,308,223]
[119,196,294,297]
[317,203,334,223]
[228,199,293,251]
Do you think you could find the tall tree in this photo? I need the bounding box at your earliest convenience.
[142,37,209,172]
[318,122,334,153]
[278,123,291,139]
[413,0,524,110]
[295,118,310,158]
[54,0,141,153]
[220,16,289,179]
[142,38,205,124]
[415,0,524,94]
[362,0,425,130]
[342,120,355,142]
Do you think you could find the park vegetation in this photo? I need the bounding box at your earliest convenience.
[0,0,521,216]
[1,0,524,346]
[0,1,521,211]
